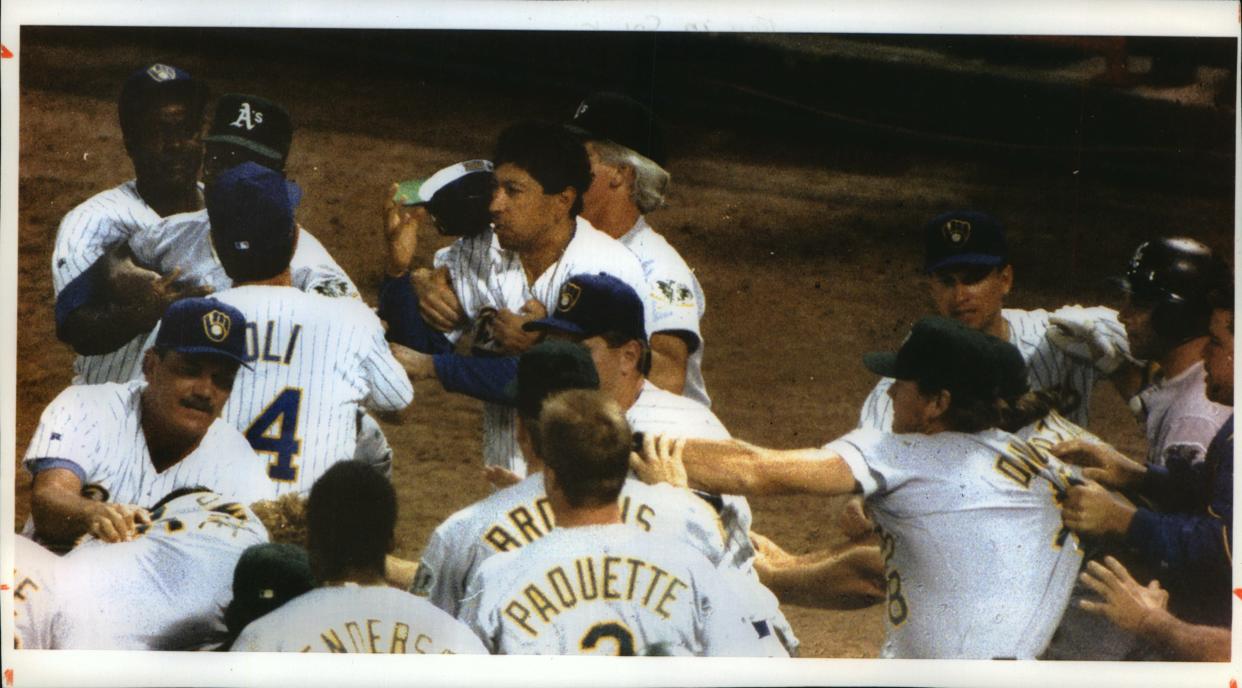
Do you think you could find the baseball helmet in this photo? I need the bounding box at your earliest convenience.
[396,160,494,237]
[1116,236,1230,344]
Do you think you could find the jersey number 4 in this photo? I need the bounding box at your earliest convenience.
[245,387,304,482]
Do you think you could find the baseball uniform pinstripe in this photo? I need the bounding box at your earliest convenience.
[51,491,268,650]
[859,308,1120,430]
[52,180,198,385]
[12,536,62,649]
[829,427,1083,658]
[619,216,709,407]
[231,585,487,654]
[23,381,271,508]
[460,524,766,656]
[433,218,653,475]
[202,285,412,497]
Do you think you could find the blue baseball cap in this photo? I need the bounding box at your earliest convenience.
[154,297,251,367]
[524,272,647,343]
[923,210,1008,274]
[207,161,302,282]
[118,63,208,141]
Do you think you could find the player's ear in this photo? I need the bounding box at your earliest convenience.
[141,349,158,378]
[998,264,1014,296]
[929,389,952,420]
[614,162,636,192]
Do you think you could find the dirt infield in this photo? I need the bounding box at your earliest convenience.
[12,28,1234,658]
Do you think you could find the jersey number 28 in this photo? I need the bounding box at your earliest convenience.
[245,387,304,482]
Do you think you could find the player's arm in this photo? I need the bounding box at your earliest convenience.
[754,541,885,610]
[647,331,691,395]
[633,433,860,497]
[29,467,150,544]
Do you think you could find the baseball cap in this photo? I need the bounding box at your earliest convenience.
[922,211,1007,274]
[524,273,647,343]
[205,93,293,163]
[503,340,601,418]
[153,297,251,367]
[863,316,1004,401]
[566,91,668,167]
[991,335,1031,400]
[224,543,315,636]
[207,161,302,282]
[395,160,495,237]
[118,63,208,138]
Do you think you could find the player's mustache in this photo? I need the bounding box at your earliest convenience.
[179,396,214,413]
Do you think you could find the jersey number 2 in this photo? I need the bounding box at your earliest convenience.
[245,387,303,482]
[580,621,636,656]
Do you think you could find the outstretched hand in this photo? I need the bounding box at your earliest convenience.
[1050,438,1146,490]
[1078,555,1168,634]
[629,433,688,488]
[385,183,432,277]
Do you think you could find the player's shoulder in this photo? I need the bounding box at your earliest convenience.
[568,218,641,264]
[436,474,545,537]
[61,180,142,217]
[623,479,715,517]
[1002,307,1053,340]
[628,383,729,438]
[622,219,691,267]
[49,379,143,413]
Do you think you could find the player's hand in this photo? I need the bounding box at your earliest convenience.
[838,495,877,542]
[1047,305,1134,375]
[483,465,522,490]
[114,263,212,327]
[384,184,432,277]
[389,342,437,381]
[1062,481,1137,538]
[1078,555,1169,634]
[1050,439,1146,490]
[630,432,689,488]
[411,267,465,332]
[749,530,795,569]
[490,300,547,355]
[86,502,151,543]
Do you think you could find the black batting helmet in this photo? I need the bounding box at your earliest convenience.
[1116,236,1230,344]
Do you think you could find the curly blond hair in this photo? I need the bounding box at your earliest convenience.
[250,493,309,547]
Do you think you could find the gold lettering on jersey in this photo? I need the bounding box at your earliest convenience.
[641,565,668,607]
[504,600,537,636]
[483,526,522,553]
[535,498,556,531]
[576,558,600,600]
[654,578,687,619]
[413,633,435,653]
[366,619,383,653]
[391,623,409,653]
[547,567,578,608]
[13,577,38,601]
[344,621,366,651]
[602,556,622,600]
[524,584,559,623]
[994,440,1051,489]
[509,506,544,543]
[634,505,654,532]
[623,559,644,600]
[619,495,631,521]
[322,629,347,653]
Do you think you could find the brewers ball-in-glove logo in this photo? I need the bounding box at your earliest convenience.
[203,310,232,343]
[146,63,178,82]
[942,219,972,245]
[558,283,583,313]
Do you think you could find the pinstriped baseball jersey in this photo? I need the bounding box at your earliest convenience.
[206,285,413,497]
[231,585,487,654]
[22,381,271,508]
[619,216,709,407]
[460,524,766,656]
[859,308,1111,430]
[52,180,198,385]
[829,427,1082,659]
[13,536,61,649]
[413,472,726,618]
[52,491,268,650]
[433,218,653,474]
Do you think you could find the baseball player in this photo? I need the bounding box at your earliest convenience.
[48,487,269,650]
[221,543,316,650]
[566,91,710,405]
[858,210,1129,431]
[12,536,62,649]
[381,121,654,476]
[231,461,486,654]
[635,317,1084,659]
[52,63,211,385]
[177,161,412,497]
[24,297,269,548]
[460,389,766,656]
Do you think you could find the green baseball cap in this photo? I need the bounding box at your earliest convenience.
[863,316,1006,402]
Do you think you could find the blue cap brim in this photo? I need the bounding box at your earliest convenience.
[925,254,1005,275]
[862,351,900,378]
[523,317,588,336]
[172,346,253,370]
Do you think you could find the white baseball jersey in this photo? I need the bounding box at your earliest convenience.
[620,216,709,407]
[860,308,1110,430]
[231,585,486,654]
[414,472,726,618]
[828,427,1083,659]
[461,524,765,656]
[1133,360,1231,468]
[200,285,413,497]
[52,491,268,650]
[23,380,272,509]
[12,536,62,649]
[433,218,653,474]
[52,180,198,385]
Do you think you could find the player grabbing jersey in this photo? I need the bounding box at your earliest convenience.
[567,91,710,405]
[53,63,211,385]
[179,162,412,497]
[24,298,269,549]
[232,461,485,653]
[461,389,764,655]
[636,317,1083,659]
[49,488,268,650]
[381,122,653,477]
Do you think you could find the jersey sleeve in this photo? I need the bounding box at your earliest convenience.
[823,427,894,497]
[229,617,277,652]
[352,304,415,412]
[290,228,359,299]
[413,524,479,618]
[22,386,109,484]
[458,564,501,653]
[642,246,703,350]
[653,484,728,567]
[126,214,175,270]
[857,378,894,431]
[692,561,768,656]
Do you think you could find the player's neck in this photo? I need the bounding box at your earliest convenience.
[238,269,293,288]
[521,216,576,283]
[1160,336,1208,379]
[136,177,203,218]
[982,311,1009,341]
[611,372,644,412]
[586,200,640,240]
[554,501,622,528]
[320,567,387,587]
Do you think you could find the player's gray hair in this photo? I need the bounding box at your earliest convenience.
[591,139,670,214]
